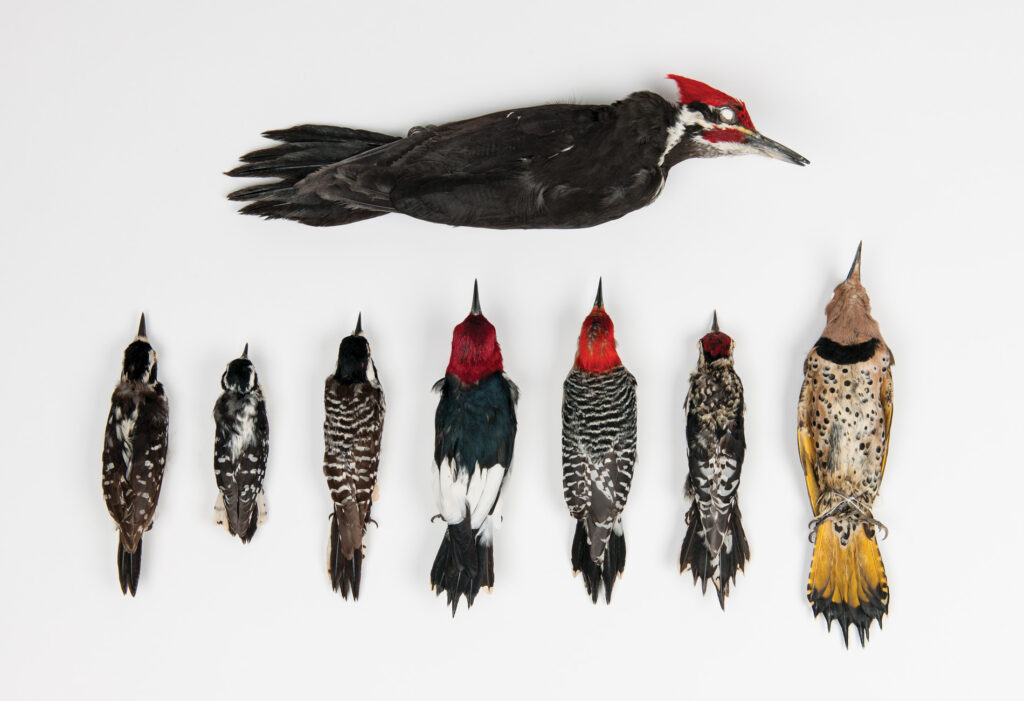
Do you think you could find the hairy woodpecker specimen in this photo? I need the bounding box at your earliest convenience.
[798,244,893,646]
[562,280,637,603]
[431,282,518,614]
[227,74,807,229]
[212,344,269,543]
[324,314,385,600]
[101,314,169,596]
[680,312,749,609]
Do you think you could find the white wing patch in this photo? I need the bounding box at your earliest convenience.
[435,458,505,529]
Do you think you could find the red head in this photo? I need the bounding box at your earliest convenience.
[447,281,503,384]
[575,280,621,374]
[699,311,733,363]
[665,74,808,165]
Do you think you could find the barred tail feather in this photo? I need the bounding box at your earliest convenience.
[329,506,365,600]
[679,503,749,609]
[571,521,626,604]
[227,124,398,226]
[117,539,142,597]
[430,519,493,616]
[807,519,889,647]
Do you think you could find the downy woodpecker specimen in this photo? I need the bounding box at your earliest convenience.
[227,74,807,229]
[324,314,386,600]
[798,244,893,646]
[212,344,269,543]
[101,314,169,596]
[680,312,749,608]
[431,282,518,614]
[562,280,637,603]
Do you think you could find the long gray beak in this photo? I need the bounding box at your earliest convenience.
[748,131,809,166]
[136,313,147,340]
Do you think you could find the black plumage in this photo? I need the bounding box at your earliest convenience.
[430,372,518,614]
[101,314,169,596]
[227,76,807,229]
[212,344,269,543]
[323,317,385,600]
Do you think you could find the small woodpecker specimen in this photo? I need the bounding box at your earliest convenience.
[227,74,807,229]
[212,344,269,543]
[431,282,518,614]
[562,280,637,603]
[680,312,749,608]
[101,314,169,596]
[798,244,893,646]
[324,314,386,600]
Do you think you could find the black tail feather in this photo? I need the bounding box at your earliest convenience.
[571,522,626,604]
[430,519,492,616]
[239,505,259,544]
[679,503,749,609]
[227,124,399,227]
[117,539,142,597]
[329,511,363,600]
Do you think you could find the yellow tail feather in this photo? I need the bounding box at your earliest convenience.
[807,519,889,646]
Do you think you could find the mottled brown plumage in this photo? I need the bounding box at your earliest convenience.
[798,244,893,646]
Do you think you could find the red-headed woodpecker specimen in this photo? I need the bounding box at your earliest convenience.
[430,282,518,615]
[228,75,807,229]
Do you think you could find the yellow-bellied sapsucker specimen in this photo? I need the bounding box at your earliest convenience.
[798,243,893,646]
[680,312,749,608]
[212,344,269,543]
[324,314,385,600]
[101,314,169,596]
[562,280,637,603]
[431,282,518,615]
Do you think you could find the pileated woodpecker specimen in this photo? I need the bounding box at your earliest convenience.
[227,75,808,229]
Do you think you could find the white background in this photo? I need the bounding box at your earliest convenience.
[1,1,1021,698]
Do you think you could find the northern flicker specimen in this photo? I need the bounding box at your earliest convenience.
[101,314,169,596]
[212,344,269,543]
[562,280,637,603]
[324,314,386,600]
[680,312,749,608]
[798,243,893,646]
[431,282,518,615]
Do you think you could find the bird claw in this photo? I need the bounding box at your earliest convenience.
[429,513,445,523]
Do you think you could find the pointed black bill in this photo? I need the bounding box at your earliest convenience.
[136,313,147,340]
[593,278,604,309]
[711,310,720,332]
[241,343,249,359]
[748,131,810,166]
[354,312,363,336]
[847,242,863,282]
[471,280,481,316]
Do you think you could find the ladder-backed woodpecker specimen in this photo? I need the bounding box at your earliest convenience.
[227,74,807,229]
[798,244,893,646]
[212,344,269,543]
[562,280,637,603]
[680,312,749,608]
[324,314,386,600]
[101,314,169,596]
[431,282,518,614]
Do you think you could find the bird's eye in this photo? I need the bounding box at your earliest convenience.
[719,107,737,124]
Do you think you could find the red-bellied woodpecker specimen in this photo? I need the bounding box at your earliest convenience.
[212,344,269,543]
[431,282,518,614]
[101,314,169,596]
[680,312,749,608]
[562,280,637,603]
[798,243,893,646]
[227,75,807,229]
[324,314,386,600]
